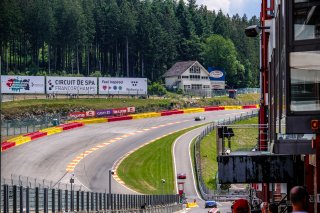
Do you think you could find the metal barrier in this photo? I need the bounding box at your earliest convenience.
[1,183,181,213]
[193,110,259,200]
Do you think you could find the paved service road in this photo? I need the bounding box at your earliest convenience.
[1,109,256,194]
[174,126,234,213]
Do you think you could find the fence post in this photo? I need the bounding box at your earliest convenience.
[35,187,39,213]
[70,189,74,212]
[103,193,107,211]
[19,186,23,213]
[58,189,62,212]
[52,189,55,213]
[81,191,84,211]
[76,191,80,212]
[65,190,68,212]
[44,188,48,213]
[3,185,9,213]
[26,187,29,213]
[86,192,90,212]
[13,185,17,213]
[91,192,94,211]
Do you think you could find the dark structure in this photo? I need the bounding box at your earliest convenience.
[217,0,320,212]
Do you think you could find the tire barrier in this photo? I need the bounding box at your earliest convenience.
[131,112,161,119]
[107,116,133,122]
[160,110,184,116]
[23,131,48,140]
[39,127,63,135]
[59,122,84,130]
[182,108,205,114]
[1,142,16,151]
[204,106,225,111]
[1,104,259,152]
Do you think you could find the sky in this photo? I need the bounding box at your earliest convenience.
[196,0,260,18]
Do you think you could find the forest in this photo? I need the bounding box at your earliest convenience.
[0,0,260,88]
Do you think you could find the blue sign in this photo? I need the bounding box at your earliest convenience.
[208,67,225,81]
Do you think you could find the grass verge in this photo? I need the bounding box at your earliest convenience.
[117,125,203,194]
[200,117,258,190]
[2,94,259,119]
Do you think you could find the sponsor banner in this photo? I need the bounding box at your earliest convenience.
[99,77,147,95]
[69,112,86,118]
[208,67,225,81]
[95,109,113,117]
[85,111,96,117]
[127,107,135,113]
[46,77,97,94]
[1,75,45,94]
[211,81,225,90]
[113,108,128,115]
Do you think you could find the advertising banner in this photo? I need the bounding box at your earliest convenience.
[113,108,128,115]
[208,67,226,90]
[95,109,113,117]
[46,77,97,94]
[85,111,96,117]
[69,112,86,118]
[1,75,45,94]
[127,107,135,113]
[99,78,147,95]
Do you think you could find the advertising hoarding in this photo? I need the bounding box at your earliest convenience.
[1,75,45,94]
[95,109,113,117]
[208,67,226,90]
[99,78,147,95]
[69,112,86,118]
[46,77,97,94]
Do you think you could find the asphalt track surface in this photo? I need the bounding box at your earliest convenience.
[173,126,233,213]
[2,109,254,196]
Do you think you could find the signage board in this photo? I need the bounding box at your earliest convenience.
[69,112,86,118]
[95,109,113,117]
[99,78,147,95]
[46,77,97,94]
[1,75,45,94]
[113,108,128,115]
[208,67,226,90]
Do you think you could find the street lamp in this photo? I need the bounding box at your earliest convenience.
[70,174,75,211]
[108,170,115,210]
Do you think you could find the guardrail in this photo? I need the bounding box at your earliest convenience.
[0,178,181,213]
[193,110,259,201]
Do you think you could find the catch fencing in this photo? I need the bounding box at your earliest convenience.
[1,175,181,213]
[194,110,259,201]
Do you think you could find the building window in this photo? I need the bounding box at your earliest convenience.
[290,51,320,112]
[201,76,208,79]
[178,76,181,79]
[191,84,202,90]
[190,75,200,80]
[203,85,210,89]
[184,85,191,90]
[190,65,201,73]
[293,1,320,40]
[182,76,189,79]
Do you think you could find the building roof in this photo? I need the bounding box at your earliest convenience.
[163,61,197,77]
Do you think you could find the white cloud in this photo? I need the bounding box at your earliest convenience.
[196,0,231,14]
[193,0,260,17]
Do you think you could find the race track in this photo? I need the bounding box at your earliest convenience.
[1,109,255,194]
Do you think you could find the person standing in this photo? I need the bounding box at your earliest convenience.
[290,186,309,213]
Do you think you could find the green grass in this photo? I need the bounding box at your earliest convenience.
[200,117,258,190]
[117,126,202,194]
[2,93,259,119]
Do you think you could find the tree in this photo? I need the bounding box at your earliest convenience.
[203,34,244,88]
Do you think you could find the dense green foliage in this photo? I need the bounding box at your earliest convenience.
[0,0,259,87]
